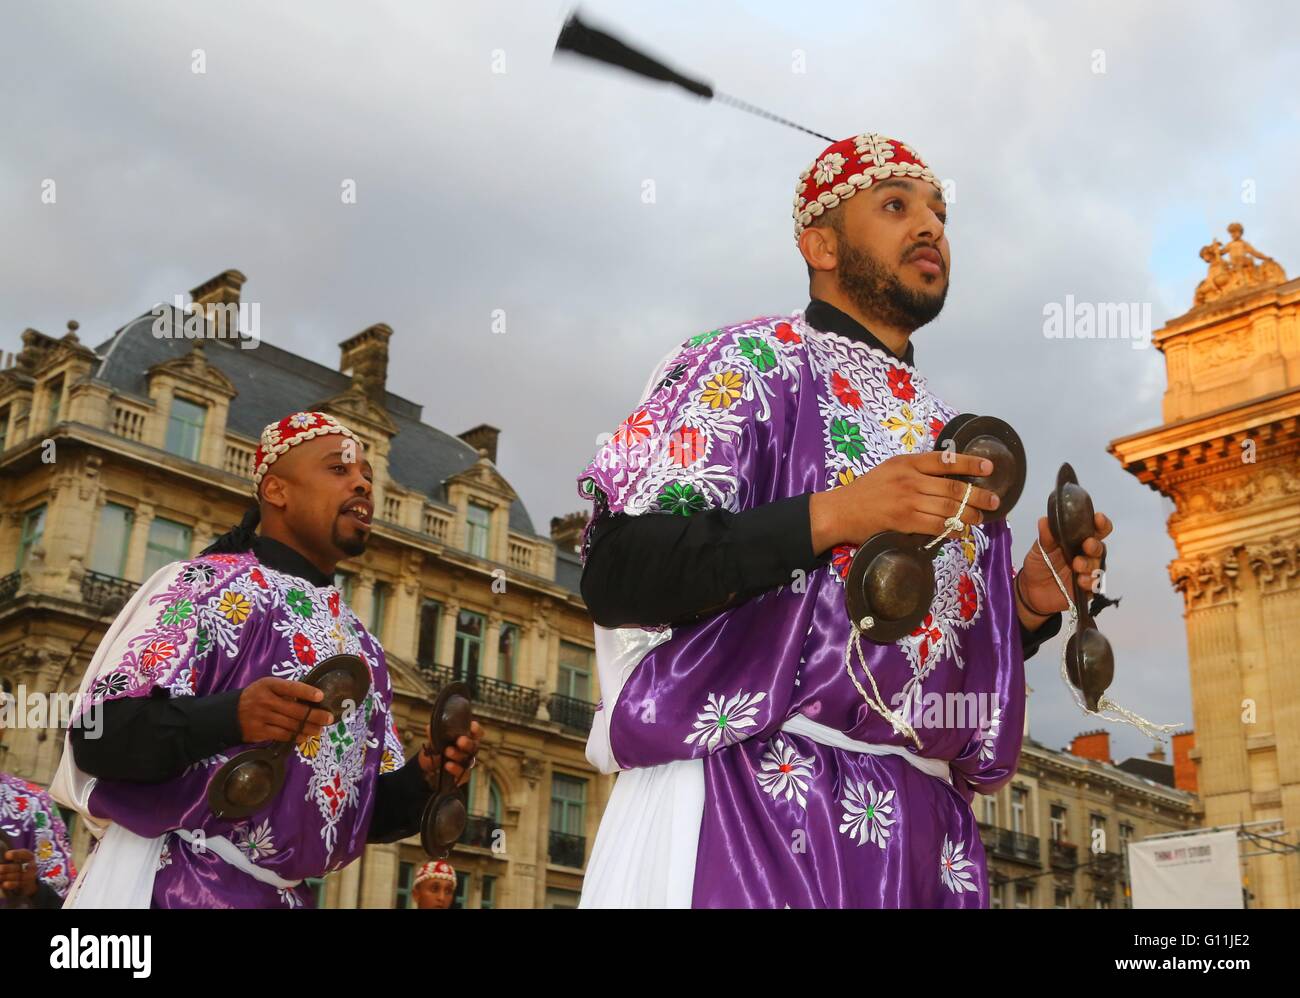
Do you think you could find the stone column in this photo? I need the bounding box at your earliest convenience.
[437,602,459,668]
[351,571,375,632]
[123,503,156,583]
[359,842,399,908]
[484,612,502,680]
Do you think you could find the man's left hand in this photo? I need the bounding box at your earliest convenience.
[1016,511,1113,621]
[418,720,484,788]
[0,849,39,899]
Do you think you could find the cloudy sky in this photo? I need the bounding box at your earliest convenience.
[4,1,1297,763]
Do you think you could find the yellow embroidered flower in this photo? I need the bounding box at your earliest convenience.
[380,749,397,774]
[700,370,744,410]
[961,524,976,563]
[298,734,321,760]
[837,468,857,487]
[37,839,53,860]
[217,590,251,624]
[881,403,925,451]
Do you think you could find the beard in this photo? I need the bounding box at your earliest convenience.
[332,518,368,557]
[837,239,948,332]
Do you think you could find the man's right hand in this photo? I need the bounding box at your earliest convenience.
[809,452,1002,555]
[237,677,334,745]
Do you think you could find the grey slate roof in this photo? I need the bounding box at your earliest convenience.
[93,308,538,538]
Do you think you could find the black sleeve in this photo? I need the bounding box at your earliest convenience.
[581,491,831,628]
[70,688,245,784]
[367,754,436,844]
[1018,611,1063,661]
[32,882,66,910]
[582,488,1064,662]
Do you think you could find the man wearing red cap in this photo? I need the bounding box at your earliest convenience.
[52,411,482,908]
[574,134,1112,907]
[411,858,457,909]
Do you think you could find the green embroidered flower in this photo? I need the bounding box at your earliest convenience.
[160,599,193,626]
[363,695,374,724]
[830,417,868,460]
[657,481,708,516]
[688,328,725,348]
[286,588,314,619]
[329,725,354,762]
[194,627,212,655]
[737,335,776,372]
[34,811,47,829]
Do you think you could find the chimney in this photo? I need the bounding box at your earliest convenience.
[459,424,500,464]
[1146,743,1167,763]
[1172,731,1198,794]
[1069,730,1111,764]
[189,269,247,332]
[338,323,393,405]
[550,511,588,554]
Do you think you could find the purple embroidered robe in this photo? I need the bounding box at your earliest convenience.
[578,310,1025,907]
[0,772,77,905]
[73,553,404,908]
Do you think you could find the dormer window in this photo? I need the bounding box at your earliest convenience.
[467,501,492,558]
[165,396,207,461]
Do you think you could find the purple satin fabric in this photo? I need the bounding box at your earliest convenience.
[579,312,1025,907]
[0,772,77,905]
[75,553,404,909]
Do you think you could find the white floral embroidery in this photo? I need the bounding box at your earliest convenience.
[684,691,767,753]
[813,152,847,185]
[278,886,303,908]
[940,835,979,894]
[237,819,277,861]
[978,703,1003,763]
[838,779,896,849]
[756,737,814,809]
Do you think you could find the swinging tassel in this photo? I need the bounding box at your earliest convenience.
[554,12,835,143]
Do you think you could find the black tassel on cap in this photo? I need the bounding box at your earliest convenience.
[200,507,261,556]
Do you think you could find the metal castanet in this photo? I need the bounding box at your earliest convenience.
[1047,463,1115,711]
[419,682,474,860]
[207,654,372,820]
[844,414,1026,642]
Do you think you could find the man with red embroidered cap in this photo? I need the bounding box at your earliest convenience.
[52,411,482,908]
[575,133,1113,907]
[411,858,458,909]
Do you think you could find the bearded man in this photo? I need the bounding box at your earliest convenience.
[575,133,1112,908]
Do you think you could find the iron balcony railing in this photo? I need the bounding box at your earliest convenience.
[1049,840,1079,871]
[461,814,504,851]
[980,824,1041,866]
[548,693,597,734]
[419,664,541,722]
[81,571,139,611]
[548,830,586,868]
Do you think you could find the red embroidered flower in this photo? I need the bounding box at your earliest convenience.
[15,796,28,813]
[141,639,177,671]
[48,865,63,878]
[612,409,653,448]
[774,322,801,344]
[667,426,705,467]
[929,416,944,440]
[327,591,340,617]
[887,368,916,401]
[293,632,317,666]
[911,613,942,663]
[207,554,240,564]
[831,544,855,579]
[957,573,977,620]
[831,371,862,409]
[321,774,344,814]
[249,568,267,589]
